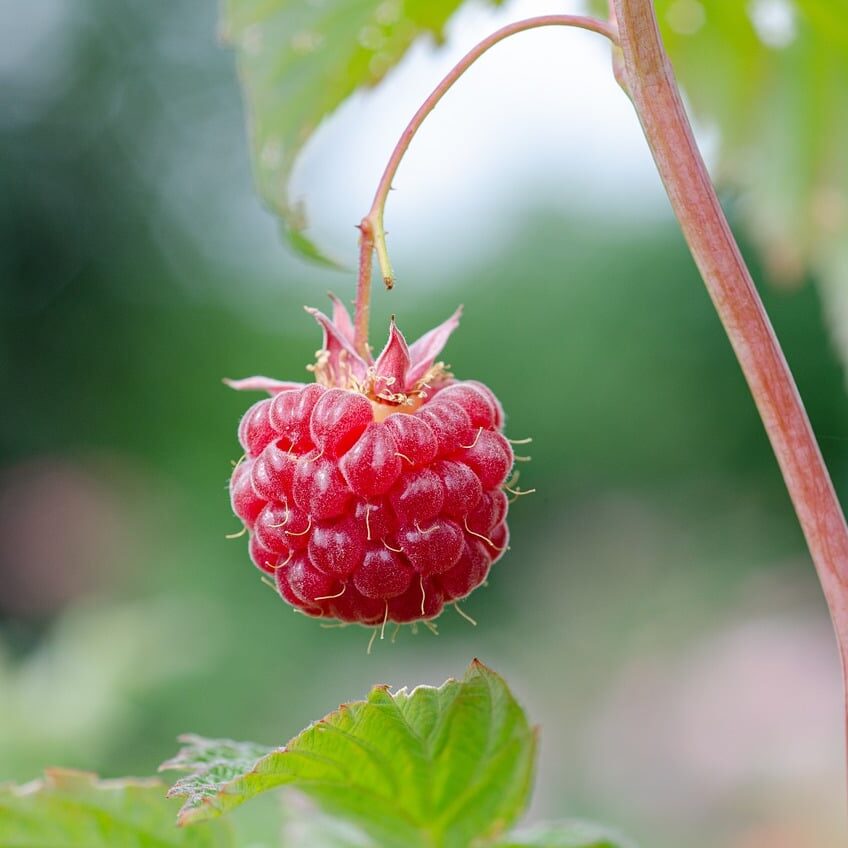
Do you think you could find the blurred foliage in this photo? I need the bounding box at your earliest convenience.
[648,0,847,277]
[0,600,218,783]
[0,770,233,848]
[498,821,636,848]
[604,0,848,372]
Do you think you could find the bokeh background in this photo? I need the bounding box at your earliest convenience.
[2,0,847,846]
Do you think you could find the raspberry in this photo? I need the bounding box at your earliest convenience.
[227,299,523,626]
[390,467,445,525]
[308,519,365,578]
[292,455,351,520]
[340,424,402,497]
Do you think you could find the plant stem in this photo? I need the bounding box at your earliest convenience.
[352,14,617,356]
[354,218,374,359]
[612,0,848,763]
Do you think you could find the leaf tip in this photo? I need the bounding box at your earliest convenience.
[285,226,347,271]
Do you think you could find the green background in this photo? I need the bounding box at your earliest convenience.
[2,1,846,846]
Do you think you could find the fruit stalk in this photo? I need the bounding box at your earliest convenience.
[612,0,848,768]
[354,218,375,359]
[352,14,618,356]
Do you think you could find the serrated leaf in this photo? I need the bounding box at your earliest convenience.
[496,820,636,848]
[164,660,537,848]
[222,0,487,265]
[159,736,275,806]
[0,769,232,848]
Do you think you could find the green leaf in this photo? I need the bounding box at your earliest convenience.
[609,0,848,277]
[0,769,232,848]
[160,736,275,797]
[222,0,484,265]
[594,1,848,371]
[496,820,636,848]
[653,1,848,275]
[164,660,537,848]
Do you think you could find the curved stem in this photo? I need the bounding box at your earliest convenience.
[612,0,848,778]
[351,13,618,355]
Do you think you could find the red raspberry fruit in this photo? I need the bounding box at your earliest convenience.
[227,296,518,625]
